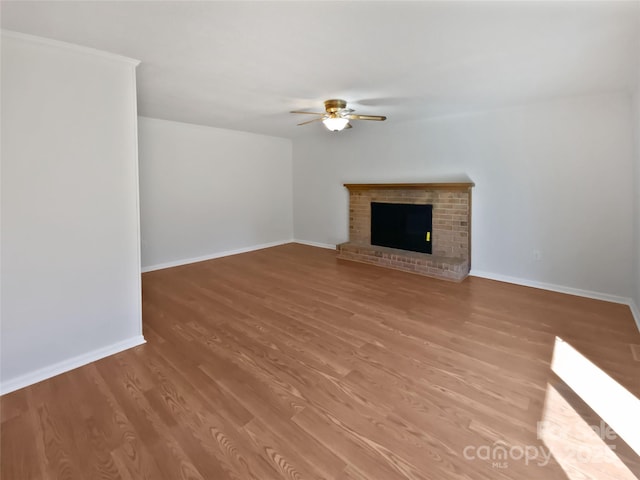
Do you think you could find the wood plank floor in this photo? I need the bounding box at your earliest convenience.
[2,243,639,479]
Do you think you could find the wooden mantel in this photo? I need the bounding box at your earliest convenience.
[344,182,475,191]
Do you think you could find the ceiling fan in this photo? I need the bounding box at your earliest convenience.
[291,99,387,131]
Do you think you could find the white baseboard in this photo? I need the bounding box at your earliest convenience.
[470,269,640,333]
[141,239,338,274]
[141,239,293,273]
[293,239,336,250]
[1,335,146,395]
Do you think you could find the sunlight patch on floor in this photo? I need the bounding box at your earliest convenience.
[538,336,640,480]
[550,337,640,456]
[541,382,637,480]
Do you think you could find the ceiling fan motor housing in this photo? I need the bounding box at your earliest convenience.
[324,99,347,113]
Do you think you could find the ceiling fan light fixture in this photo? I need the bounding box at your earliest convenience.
[291,99,385,130]
[322,116,349,131]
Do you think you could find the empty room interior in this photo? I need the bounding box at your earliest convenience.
[2,1,640,479]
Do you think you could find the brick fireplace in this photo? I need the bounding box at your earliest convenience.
[336,182,474,281]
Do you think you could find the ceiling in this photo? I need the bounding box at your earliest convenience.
[2,1,639,138]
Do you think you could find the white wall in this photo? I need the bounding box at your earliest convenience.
[1,32,144,393]
[138,117,293,270]
[293,93,635,299]
[634,82,640,314]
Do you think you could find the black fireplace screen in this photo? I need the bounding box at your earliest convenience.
[371,202,432,254]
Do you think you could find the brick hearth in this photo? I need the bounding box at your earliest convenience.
[337,182,474,282]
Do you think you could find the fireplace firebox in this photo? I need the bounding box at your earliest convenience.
[371,202,432,254]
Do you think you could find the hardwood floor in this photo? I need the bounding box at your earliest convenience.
[2,243,639,479]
